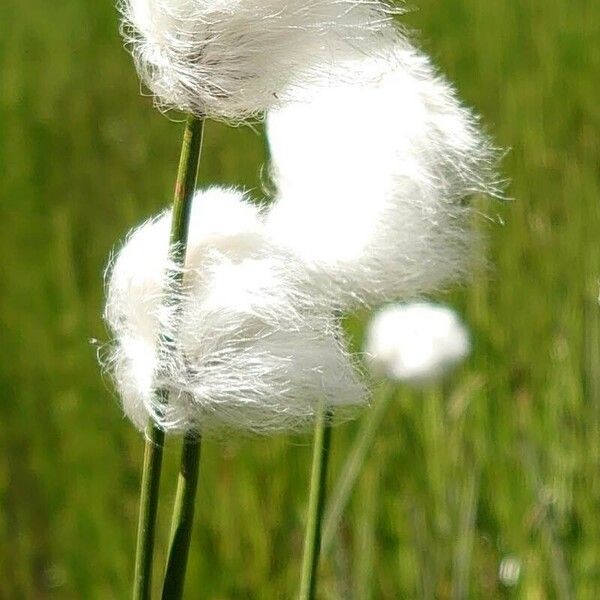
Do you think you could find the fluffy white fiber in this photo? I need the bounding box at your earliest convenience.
[121,0,398,120]
[265,34,499,306]
[109,5,501,434]
[104,187,366,435]
[364,302,470,384]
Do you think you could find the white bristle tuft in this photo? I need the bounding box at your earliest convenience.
[265,35,500,306]
[120,0,399,120]
[104,187,366,435]
[364,302,471,384]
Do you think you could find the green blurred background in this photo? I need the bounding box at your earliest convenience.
[1,0,599,597]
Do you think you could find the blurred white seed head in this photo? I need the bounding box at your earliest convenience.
[120,0,398,120]
[265,35,500,306]
[498,556,522,587]
[104,187,366,435]
[364,302,470,384]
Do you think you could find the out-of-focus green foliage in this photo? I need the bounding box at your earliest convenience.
[0,0,598,597]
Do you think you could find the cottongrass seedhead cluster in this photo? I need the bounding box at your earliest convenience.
[364,302,471,384]
[105,187,366,435]
[121,0,399,120]
[107,3,502,597]
[107,2,500,435]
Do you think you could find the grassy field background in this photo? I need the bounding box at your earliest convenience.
[1,0,599,597]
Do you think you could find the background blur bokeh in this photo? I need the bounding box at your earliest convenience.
[1,0,599,597]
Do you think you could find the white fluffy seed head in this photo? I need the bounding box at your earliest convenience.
[265,35,500,306]
[120,0,399,120]
[364,302,470,384]
[104,187,366,435]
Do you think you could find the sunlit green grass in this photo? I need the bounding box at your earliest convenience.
[1,0,598,597]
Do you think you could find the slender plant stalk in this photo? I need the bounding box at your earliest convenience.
[133,424,165,600]
[321,383,395,556]
[299,406,333,600]
[161,432,202,599]
[132,114,205,600]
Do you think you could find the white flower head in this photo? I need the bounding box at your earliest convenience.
[498,556,522,588]
[265,34,500,306]
[120,0,398,120]
[104,186,366,435]
[364,302,470,385]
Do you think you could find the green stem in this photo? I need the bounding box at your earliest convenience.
[321,384,395,556]
[133,424,165,600]
[168,116,205,279]
[299,407,333,600]
[132,115,205,600]
[161,433,202,600]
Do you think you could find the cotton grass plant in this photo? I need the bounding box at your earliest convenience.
[265,20,498,599]
[102,0,499,597]
[322,302,471,556]
[108,2,388,597]
[126,114,204,600]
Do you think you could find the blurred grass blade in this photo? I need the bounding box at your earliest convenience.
[322,384,395,556]
[133,115,204,600]
[299,406,333,600]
